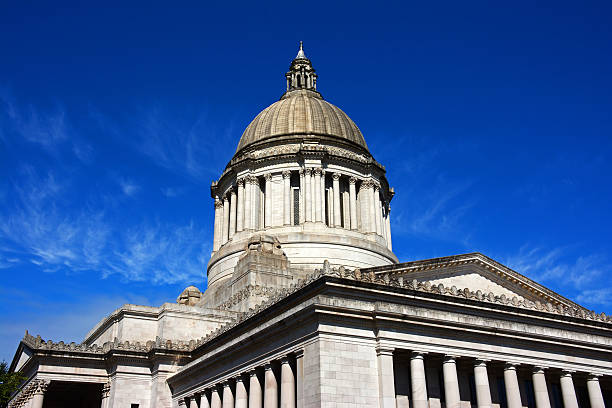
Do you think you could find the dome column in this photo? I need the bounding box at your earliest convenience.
[213,198,223,251]
[299,170,305,224]
[264,173,272,228]
[314,169,323,223]
[222,195,230,244]
[244,177,252,231]
[304,169,312,222]
[349,177,358,230]
[385,204,392,250]
[373,184,382,235]
[332,173,341,227]
[229,188,237,239]
[237,179,245,232]
[283,171,291,225]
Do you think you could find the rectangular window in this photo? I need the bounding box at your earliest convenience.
[293,189,300,225]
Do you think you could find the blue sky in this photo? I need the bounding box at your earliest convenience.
[1,1,611,362]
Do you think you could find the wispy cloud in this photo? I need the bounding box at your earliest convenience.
[119,178,141,197]
[0,168,209,285]
[504,245,610,307]
[161,186,186,197]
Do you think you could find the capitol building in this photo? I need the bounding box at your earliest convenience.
[8,44,612,408]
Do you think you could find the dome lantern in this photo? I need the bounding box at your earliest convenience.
[285,41,318,92]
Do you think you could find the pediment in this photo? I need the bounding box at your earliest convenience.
[376,253,584,310]
[9,341,33,374]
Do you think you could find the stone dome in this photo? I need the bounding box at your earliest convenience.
[235,90,369,154]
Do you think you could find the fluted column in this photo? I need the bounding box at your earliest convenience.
[474,359,492,408]
[31,380,48,408]
[443,356,461,408]
[320,170,326,223]
[503,363,522,408]
[385,205,392,249]
[265,174,272,228]
[222,195,230,244]
[250,176,259,229]
[587,375,605,408]
[213,198,223,251]
[532,367,551,408]
[314,169,322,222]
[229,189,237,239]
[295,351,304,408]
[370,182,378,233]
[283,171,291,225]
[559,371,578,408]
[280,357,295,408]
[360,181,372,232]
[201,392,211,408]
[235,376,248,408]
[249,369,263,408]
[332,173,341,227]
[222,381,234,408]
[211,387,222,408]
[349,177,357,230]
[410,352,428,408]
[264,363,278,408]
[237,179,245,232]
[299,170,305,224]
[373,184,381,235]
[101,382,111,408]
[377,347,396,408]
[244,177,252,231]
[304,169,312,222]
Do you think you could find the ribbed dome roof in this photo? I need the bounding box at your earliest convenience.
[235,89,369,154]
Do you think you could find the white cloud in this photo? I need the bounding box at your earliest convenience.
[161,186,186,198]
[119,178,141,197]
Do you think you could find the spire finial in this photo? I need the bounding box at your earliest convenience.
[296,41,306,59]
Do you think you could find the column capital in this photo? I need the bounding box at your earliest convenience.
[264,173,272,181]
[504,362,521,371]
[587,373,602,381]
[32,379,50,395]
[280,356,291,365]
[178,399,187,407]
[443,355,458,363]
[249,368,259,377]
[264,363,273,371]
[474,358,490,367]
[376,346,394,356]
[305,167,312,175]
[223,194,230,202]
[222,380,231,387]
[349,176,357,185]
[560,369,575,377]
[101,381,111,398]
[294,349,304,359]
[410,351,427,360]
[230,188,237,197]
[313,168,322,176]
[237,177,245,186]
[215,199,224,209]
[282,170,291,178]
[531,365,547,374]
[234,375,244,383]
[332,172,341,181]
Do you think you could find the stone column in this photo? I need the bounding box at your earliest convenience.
[304,169,312,222]
[503,363,522,408]
[360,181,372,233]
[559,371,578,408]
[443,356,461,408]
[370,182,379,233]
[410,352,428,408]
[532,367,551,408]
[299,170,305,224]
[31,380,49,408]
[377,347,396,408]
[373,184,381,235]
[250,176,259,230]
[314,169,322,222]
[189,395,199,408]
[101,382,111,408]
[235,376,248,408]
[283,171,291,225]
[229,189,237,239]
[280,357,295,408]
[295,350,304,408]
[264,363,278,408]
[349,177,357,230]
[201,392,211,408]
[265,173,272,228]
[385,205,392,250]
[237,179,245,232]
[222,381,234,408]
[249,369,263,408]
[320,170,326,223]
[474,359,492,408]
[586,374,605,408]
[332,173,341,227]
[211,387,222,408]
[244,177,252,231]
[213,198,223,251]
[222,195,230,244]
